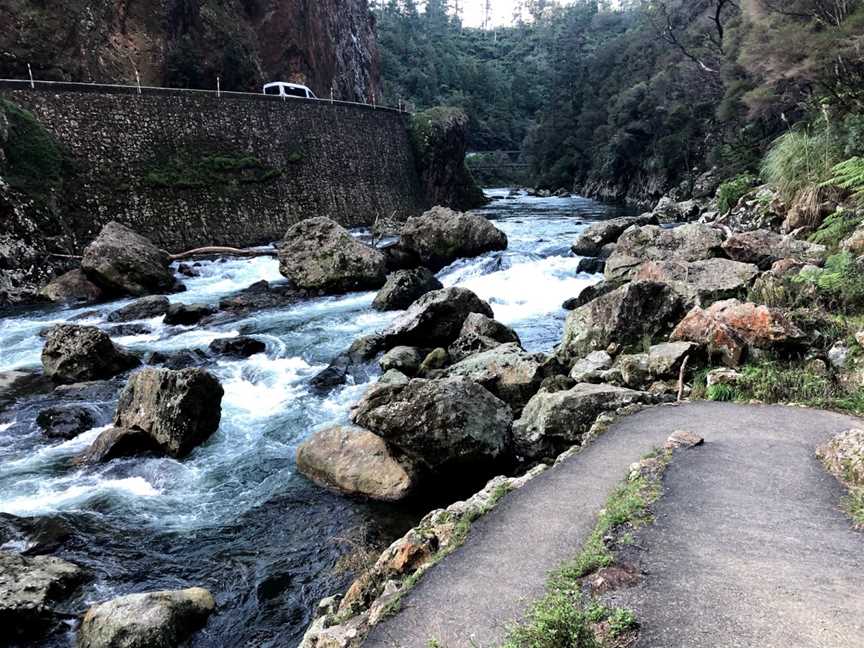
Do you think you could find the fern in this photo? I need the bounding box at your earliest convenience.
[809,207,862,250]
[824,157,864,202]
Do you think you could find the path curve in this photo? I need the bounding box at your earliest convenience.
[363,402,864,648]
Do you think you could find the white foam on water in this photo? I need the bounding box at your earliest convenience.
[0,476,160,516]
[0,421,15,433]
[219,354,317,420]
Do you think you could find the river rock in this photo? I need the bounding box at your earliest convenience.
[77,587,216,648]
[562,280,620,310]
[670,299,805,367]
[569,351,614,383]
[558,282,684,365]
[513,383,650,459]
[296,426,416,501]
[372,268,443,311]
[41,325,140,384]
[379,346,424,376]
[39,270,104,305]
[218,280,303,313]
[633,258,760,307]
[81,222,175,296]
[571,214,658,256]
[163,303,216,326]
[77,427,161,465]
[278,217,386,293]
[208,336,266,358]
[448,312,521,362]
[310,335,387,392]
[604,223,725,281]
[351,377,512,470]
[380,241,422,272]
[36,405,96,439]
[383,287,494,348]
[398,206,508,270]
[418,347,449,376]
[146,349,209,370]
[613,341,699,388]
[107,296,170,322]
[722,229,827,270]
[444,343,545,415]
[113,368,224,458]
[0,550,85,641]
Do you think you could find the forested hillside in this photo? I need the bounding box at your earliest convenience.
[375,0,864,205]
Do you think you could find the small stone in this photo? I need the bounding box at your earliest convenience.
[665,430,704,449]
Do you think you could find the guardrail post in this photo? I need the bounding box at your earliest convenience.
[28,64,34,89]
[135,70,141,95]
[217,76,221,98]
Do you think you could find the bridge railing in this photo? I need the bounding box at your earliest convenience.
[0,78,409,114]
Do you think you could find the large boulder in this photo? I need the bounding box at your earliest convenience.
[296,426,416,501]
[77,587,215,648]
[604,223,725,281]
[558,282,684,365]
[444,343,545,415]
[448,312,521,362]
[351,377,512,470]
[670,299,805,367]
[633,258,760,307]
[382,287,494,348]
[372,268,443,311]
[81,222,175,296]
[278,217,387,293]
[513,383,650,459]
[39,270,104,305]
[571,214,658,257]
[398,206,508,270]
[41,325,140,384]
[613,341,699,389]
[0,551,85,641]
[113,368,224,458]
[722,230,827,270]
[107,296,170,322]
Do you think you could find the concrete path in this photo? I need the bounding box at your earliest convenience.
[363,402,864,648]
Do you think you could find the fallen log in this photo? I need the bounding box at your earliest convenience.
[166,246,278,261]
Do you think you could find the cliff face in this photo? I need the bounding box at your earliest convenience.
[0,0,379,102]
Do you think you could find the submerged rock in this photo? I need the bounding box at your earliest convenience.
[41,325,140,384]
[36,405,96,439]
[0,550,85,641]
[671,299,805,366]
[296,426,416,501]
[351,377,512,471]
[81,222,175,296]
[383,287,494,348]
[163,303,216,326]
[76,427,161,465]
[372,268,443,311]
[513,383,650,459]
[398,206,508,270]
[218,280,303,313]
[558,282,684,365]
[77,587,215,648]
[278,217,387,293]
[113,368,224,458]
[107,296,170,323]
[39,270,104,305]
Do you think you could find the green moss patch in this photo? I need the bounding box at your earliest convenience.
[0,99,65,194]
[144,153,285,189]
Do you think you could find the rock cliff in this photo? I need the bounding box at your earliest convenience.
[0,0,380,102]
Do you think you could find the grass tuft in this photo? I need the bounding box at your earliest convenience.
[761,129,841,202]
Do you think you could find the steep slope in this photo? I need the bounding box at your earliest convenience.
[0,0,379,102]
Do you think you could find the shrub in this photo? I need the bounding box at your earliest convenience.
[762,129,841,201]
[503,591,600,648]
[716,173,757,214]
[0,99,64,193]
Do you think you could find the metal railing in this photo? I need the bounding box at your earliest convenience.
[0,78,409,114]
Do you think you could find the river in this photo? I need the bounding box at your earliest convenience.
[0,190,632,647]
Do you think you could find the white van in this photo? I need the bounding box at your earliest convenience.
[263,82,317,99]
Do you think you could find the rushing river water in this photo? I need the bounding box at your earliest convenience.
[0,190,632,647]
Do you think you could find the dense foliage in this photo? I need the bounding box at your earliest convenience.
[375,1,864,203]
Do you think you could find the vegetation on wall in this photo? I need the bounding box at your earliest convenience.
[0,99,65,194]
[144,153,284,189]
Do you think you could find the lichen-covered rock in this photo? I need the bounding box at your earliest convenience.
[296,426,416,501]
[569,351,614,383]
[670,299,805,367]
[448,312,521,362]
[41,325,140,384]
[39,270,104,305]
[604,223,725,281]
[817,428,864,489]
[571,214,658,256]
[513,383,650,459]
[722,229,827,270]
[633,258,759,307]
[379,346,424,376]
[113,368,224,458]
[613,341,699,388]
[77,587,215,648]
[558,282,684,365]
[418,347,450,376]
[0,550,85,642]
[444,343,545,415]
[81,222,175,296]
[372,268,443,311]
[278,217,386,293]
[383,287,494,348]
[107,296,170,323]
[351,377,512,470]
[398,206,507,270]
